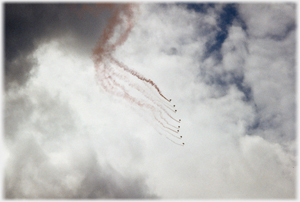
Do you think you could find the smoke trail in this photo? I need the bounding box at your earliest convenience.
[110,58,171,102]
[92,4,137,64]
[165,136,184,146]
[109,65,180,126]
[91,4,170,102]
[163,129,182,139]
[97,60,180,136]
[91,3,182,144]
[108,74,179,134]
[153,127,184,146]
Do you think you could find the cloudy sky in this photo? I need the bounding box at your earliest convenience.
[4,2,296,199]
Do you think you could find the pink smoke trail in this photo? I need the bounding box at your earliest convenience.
[90,3,182,142]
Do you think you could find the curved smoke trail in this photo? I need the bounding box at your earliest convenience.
[91,4,183,145]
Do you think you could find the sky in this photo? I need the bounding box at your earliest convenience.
[3,2,297,199]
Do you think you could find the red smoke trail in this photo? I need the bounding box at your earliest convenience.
[142,80,174,109]
[154,128,184,146]
[111,57,171,102]
[91,4,170,103]
[162,129,182,139]
[164,104,176,112]
[96,60,178,134]
[145,83,173,108]
[109,75,179,134]
[90,3,182,143]
[95,64,113,93]
[165,136,184,146]
[129,81,178,123]
[109,65,180,127]
[110,80,179,135]
[91,4,170,102]
[154,116,177,133]
[93,4,137,64]
[101,66,180,135]
[110,5,135,50]
[155,111,180,133]
[153,117,182,138]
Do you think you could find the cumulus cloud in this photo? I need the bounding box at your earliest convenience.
[238,3,296,145]
[4,82,156,199]
[4,3,296,199]
[238,3,295,39]
[4,3,157,199]
[4,3,111,90]
[113,3,296,198]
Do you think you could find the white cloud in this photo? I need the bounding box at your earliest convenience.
[115,3,295,198]
[239,5,296,145]
[4,41,156,199]
[238,3,295,39]
[4,3,296,199]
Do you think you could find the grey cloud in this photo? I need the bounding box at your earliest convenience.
[5,54,38,90]
[4,4,156,197]
[119,3,296,198]
[5,138,156,199]
[197,3,296,146]
[4,87,156,199]
[5,88,76,142]
[237,4,296,145]
[4,3,296,199]
[5,3,110,90]
[238,3,296,40]
[5,90,34,141]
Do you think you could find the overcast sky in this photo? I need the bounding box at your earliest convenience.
[4,2,296,199]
